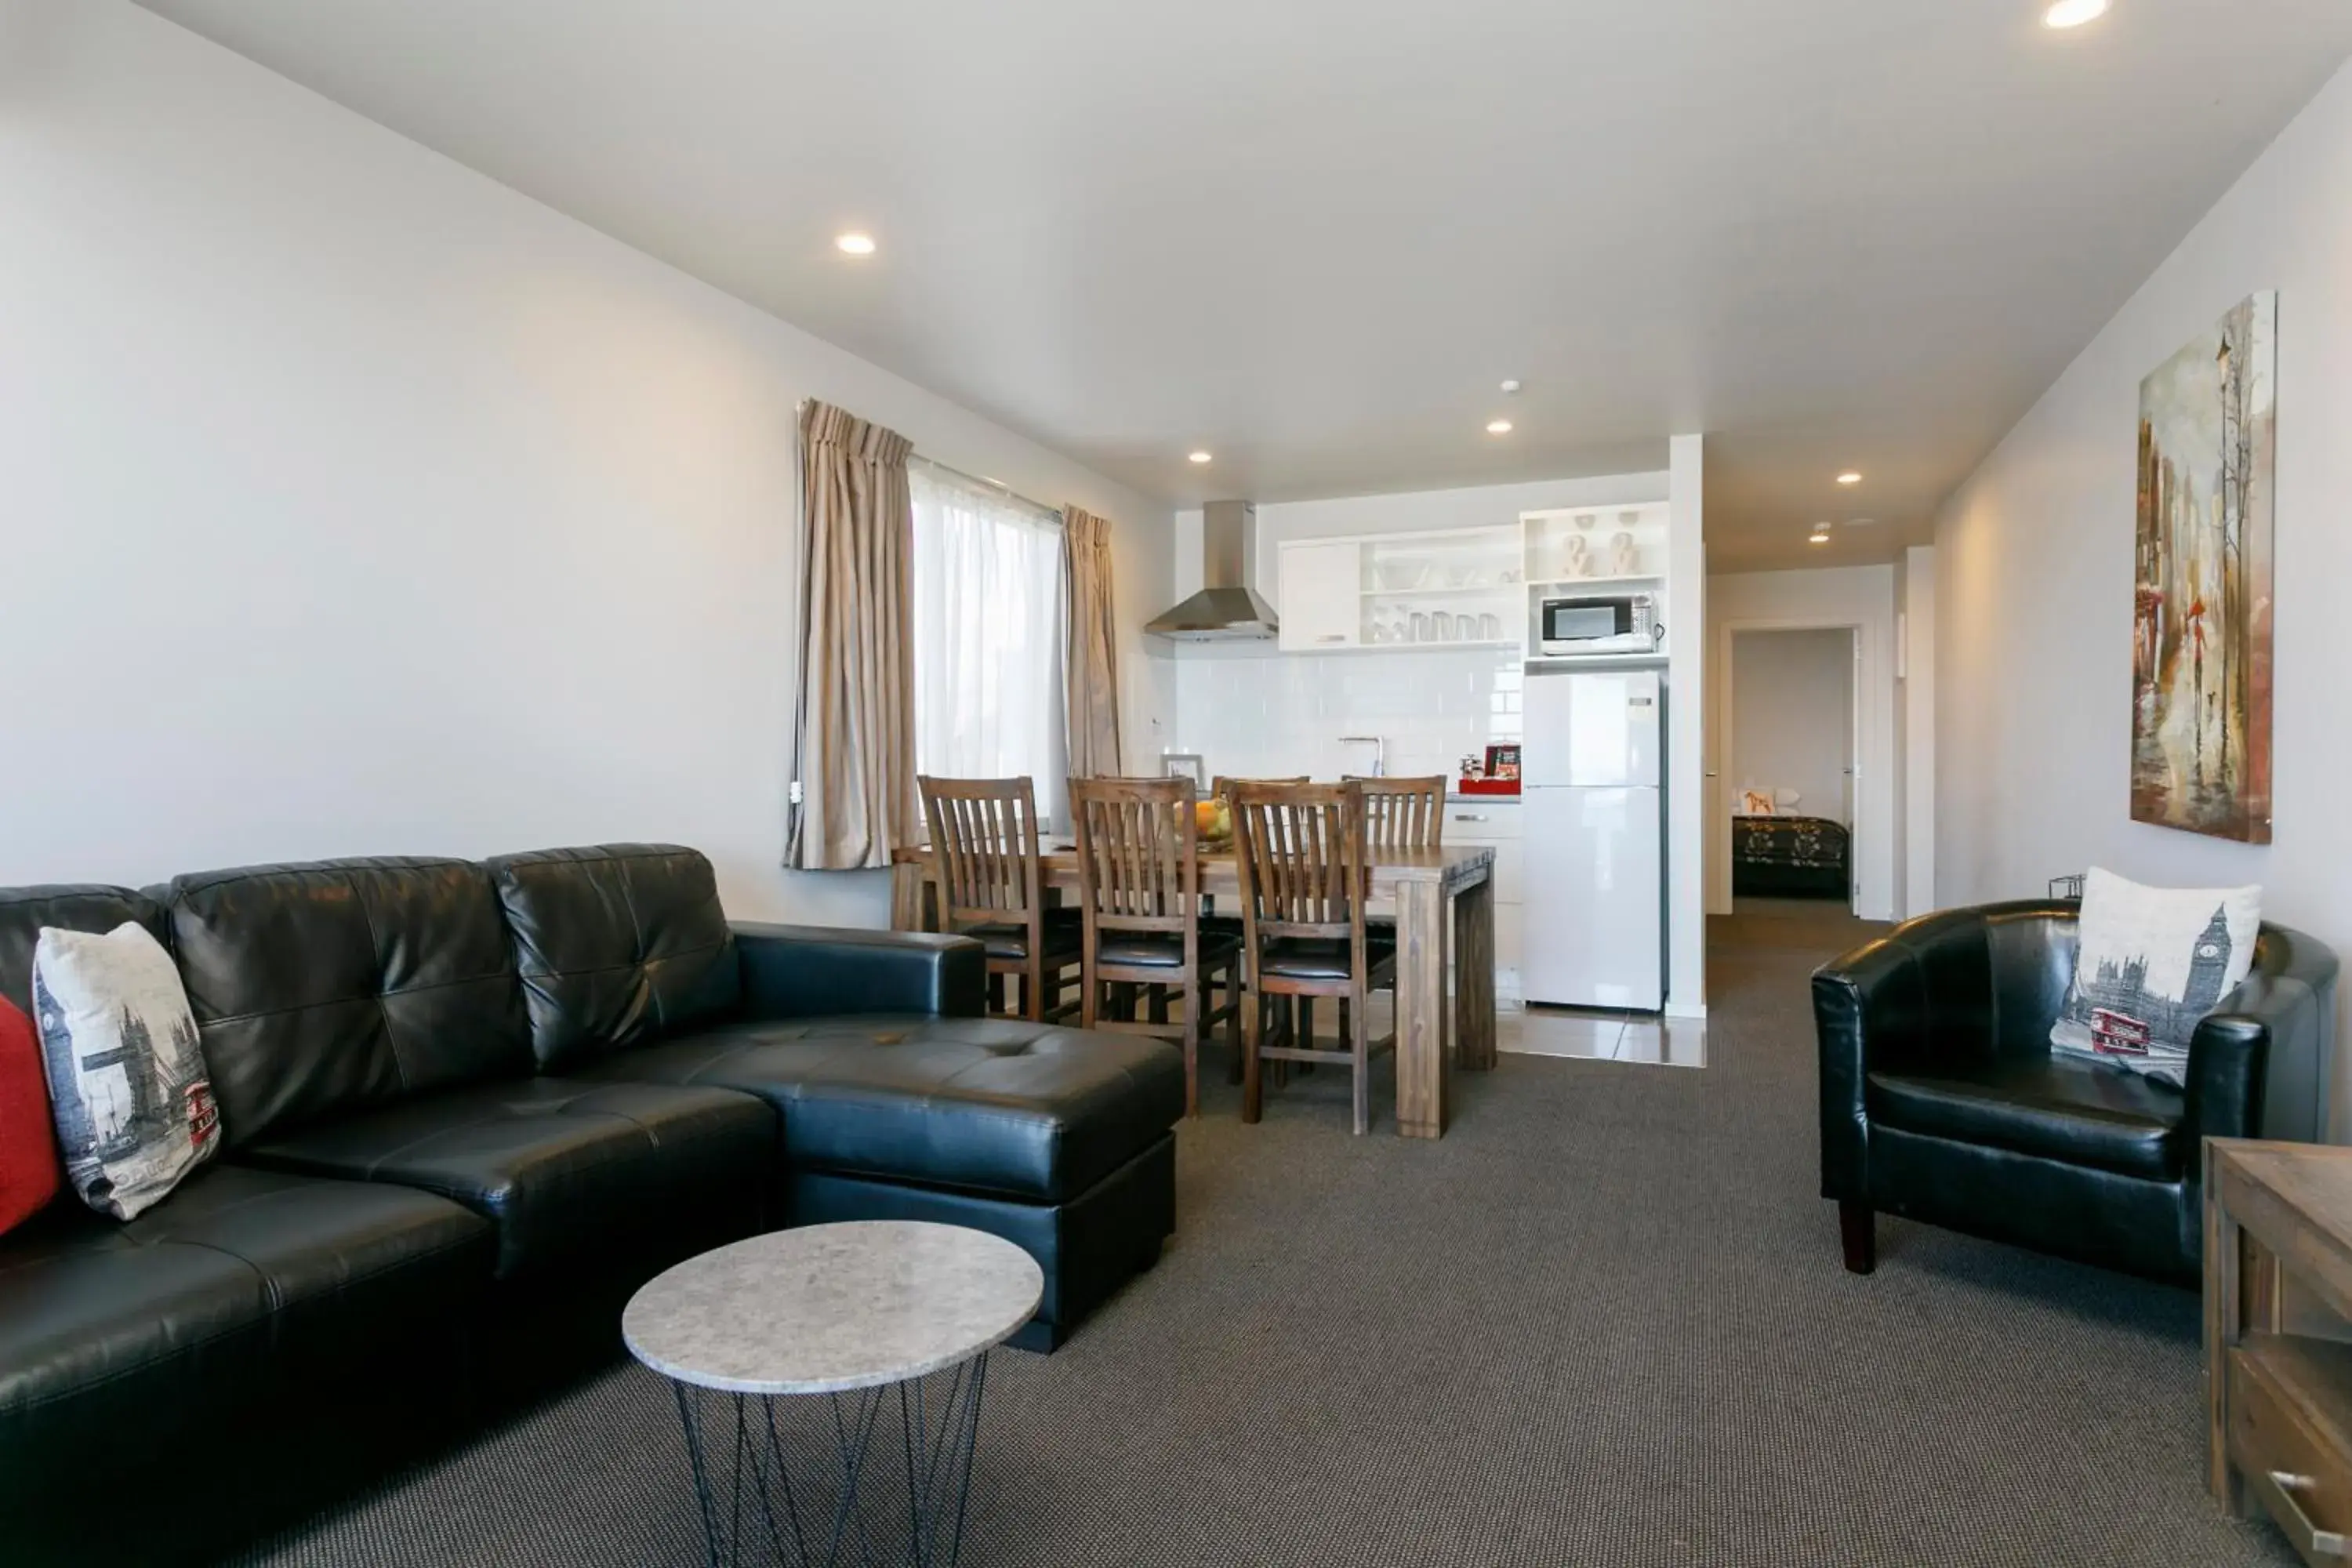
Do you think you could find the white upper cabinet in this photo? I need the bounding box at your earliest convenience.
[1275,526,1521,654]
[1276,540,1362,651]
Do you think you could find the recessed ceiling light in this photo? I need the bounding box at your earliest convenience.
[1499,379,1523,394]
[1486,419,1514,435]
[2043,0,2110,28]
[1188,450,1213,464]
[835,232,877,256]
[1809,533,1831,546]
[1836,471,1863,485]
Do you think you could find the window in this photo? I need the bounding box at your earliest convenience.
[909,462,1069,826]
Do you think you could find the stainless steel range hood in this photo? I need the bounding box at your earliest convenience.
[1146,500,1279,641]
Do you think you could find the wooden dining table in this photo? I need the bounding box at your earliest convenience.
[889,841,1497,1138]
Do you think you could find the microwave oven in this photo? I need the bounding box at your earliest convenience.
[1539,593,1661,656]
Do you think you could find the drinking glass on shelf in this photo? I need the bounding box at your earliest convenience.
[1432,612,1454,641]
[1479,612,1502,641]
[1409,612,1429,643]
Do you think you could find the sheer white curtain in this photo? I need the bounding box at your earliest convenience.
[909,463,1070,827]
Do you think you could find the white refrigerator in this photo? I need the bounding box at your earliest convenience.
[1521,667,1665,1011]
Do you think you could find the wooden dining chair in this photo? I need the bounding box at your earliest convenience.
[1069,777,1243,1117]
[1229,780,1397,1135]
[1352,775,1448,855]
[1334,775,1446,1047]
[917,775,1081,1022]
[1210,774,1309,802]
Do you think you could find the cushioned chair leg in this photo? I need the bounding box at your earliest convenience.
[1839,1200,1875,1275]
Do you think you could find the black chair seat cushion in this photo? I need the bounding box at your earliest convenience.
[966,916,1083,965]
[574,1015,1183,1203]
[1866,1055,2184,1180]
[0,1164,490,1469]
[235,1079,775,1280]
[1257,937,1398,984]
[1095,931,1242,971]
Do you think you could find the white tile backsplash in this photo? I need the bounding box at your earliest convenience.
[1171,648,1523,782]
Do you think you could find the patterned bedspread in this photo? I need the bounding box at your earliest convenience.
[1733,815,1849,870]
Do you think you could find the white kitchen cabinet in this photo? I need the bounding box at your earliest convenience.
[1275,527,1521,654]
[1276,540,1362,651]
[1446,800,1524,1003]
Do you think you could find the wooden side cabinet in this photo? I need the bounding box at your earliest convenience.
[2207,1138,2352,1563]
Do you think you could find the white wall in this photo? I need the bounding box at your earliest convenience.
[1934,51,2352,1131]
[0,0,1173,925]
[1706,567,1900,921]
[1900,545,1937,917]
[1170,648,1521,783]
[1730,630,1853,826]
[1665,434,1708,1016]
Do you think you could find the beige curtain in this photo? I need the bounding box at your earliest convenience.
[1062,506,1124,778]
[786,401,916,869]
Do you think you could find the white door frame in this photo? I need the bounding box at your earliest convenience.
[1713,617,1882,917]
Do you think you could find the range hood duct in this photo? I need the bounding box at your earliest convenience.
[1146,500,1279,641]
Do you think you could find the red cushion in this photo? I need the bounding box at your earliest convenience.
[0,996,63,1235]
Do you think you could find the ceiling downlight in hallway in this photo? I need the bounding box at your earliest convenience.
[2044,0,2111,29]
[1486,419,1513,435]
[1188,450,1213,464]
[1836,471,1863,485]
[834,231,876,256]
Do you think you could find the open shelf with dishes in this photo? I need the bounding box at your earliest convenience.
[1268,505,1676,657]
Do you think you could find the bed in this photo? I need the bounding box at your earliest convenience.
[1732,815,1851,899]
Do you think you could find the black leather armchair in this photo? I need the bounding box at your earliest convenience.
[1814,900,2338,1284]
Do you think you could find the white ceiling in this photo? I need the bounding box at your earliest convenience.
[136,0,2352,569]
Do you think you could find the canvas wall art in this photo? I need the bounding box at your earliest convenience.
[2131,291,2275,844]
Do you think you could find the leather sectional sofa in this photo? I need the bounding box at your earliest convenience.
[0,844,1181,1559]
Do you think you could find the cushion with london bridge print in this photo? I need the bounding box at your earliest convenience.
[31,922,221,1219]
[2049,868,2262,1087]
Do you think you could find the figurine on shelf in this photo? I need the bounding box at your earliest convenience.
[1610,532,1639,576]
[1561,535,1589,578]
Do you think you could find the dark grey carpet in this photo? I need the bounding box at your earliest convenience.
[233,922,2295,1567]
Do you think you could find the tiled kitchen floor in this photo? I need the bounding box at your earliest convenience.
[1499,1005,1706,1067]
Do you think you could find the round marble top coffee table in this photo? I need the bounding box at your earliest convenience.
[624,1221,1043,1568]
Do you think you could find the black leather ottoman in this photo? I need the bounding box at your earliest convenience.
[575,1012,1185,1348]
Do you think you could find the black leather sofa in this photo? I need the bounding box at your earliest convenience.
[1815,899,2338,1284]
[0,844,1181,1559]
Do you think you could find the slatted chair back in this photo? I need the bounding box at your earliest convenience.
[1211,774,1308,805]
[1070,777,1201,940]
[918,775,1044,935]
[1228,780,1370,951]
[1350,775,1447,854]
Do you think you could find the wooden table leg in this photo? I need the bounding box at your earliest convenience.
[1394,880,1448,1138]
[1454,874,1497,1072]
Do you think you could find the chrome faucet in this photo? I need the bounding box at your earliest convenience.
[1338,735,1385,777]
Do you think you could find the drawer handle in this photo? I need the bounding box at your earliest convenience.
[1316,634,1348,644]
[2261,1470,2349,1559]
[1454,813,1490,822]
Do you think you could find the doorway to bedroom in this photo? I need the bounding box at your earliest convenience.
[1726,627,1858,916]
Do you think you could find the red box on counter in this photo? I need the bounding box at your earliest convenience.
[1455,778,1521,797]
